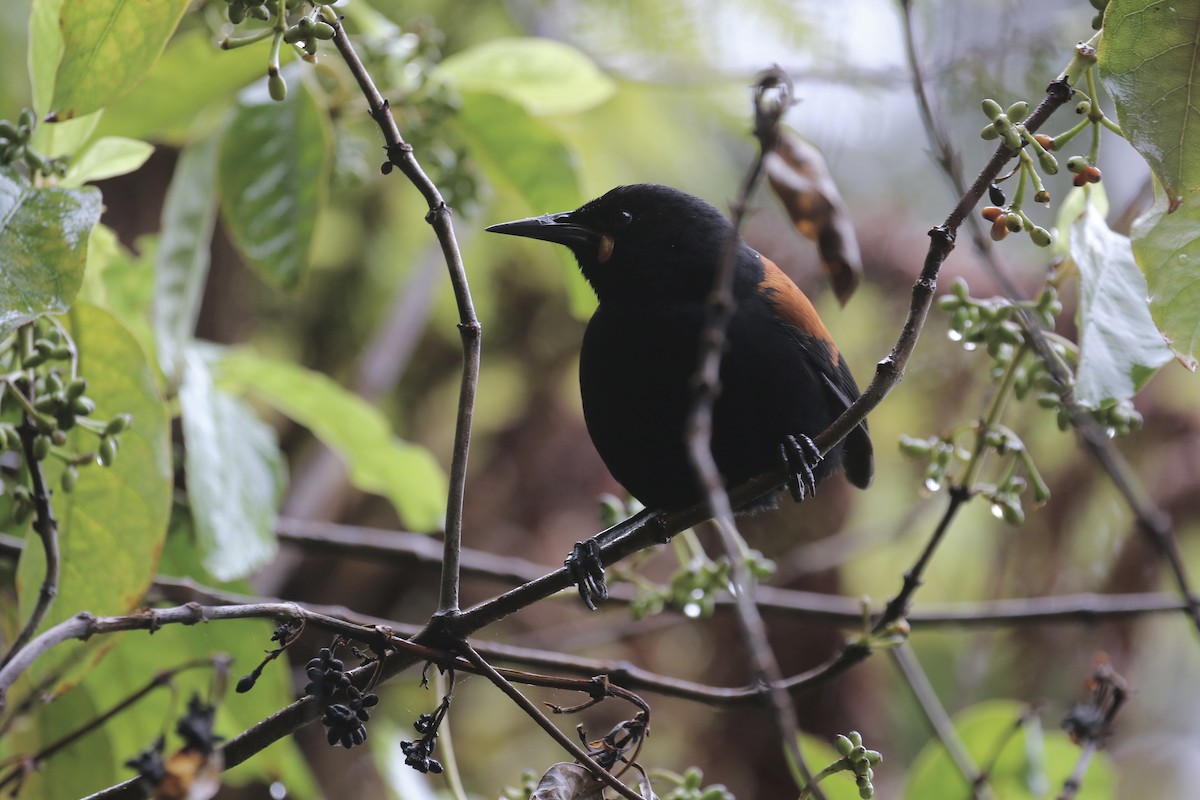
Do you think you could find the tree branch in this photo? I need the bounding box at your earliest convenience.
[319,6,479,619]
[0,413,61,674]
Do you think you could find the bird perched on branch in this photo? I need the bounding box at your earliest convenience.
[487,184,872,514]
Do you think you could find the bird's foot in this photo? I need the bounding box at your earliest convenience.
[565,538,608,611]
[779,434,823,503]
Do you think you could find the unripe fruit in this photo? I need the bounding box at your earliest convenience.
[1029,226,1052,247]
[990,217,1009,241]
[981,98,1004,120]
[1033,134,1055,151]
[98,437,118,466]
[105,414,133,435]
[1004,213,1024,233]
[981,205,1004,222]
[1006,101,1029,122]
[269,71,288,102]
[1066,155,1089,173]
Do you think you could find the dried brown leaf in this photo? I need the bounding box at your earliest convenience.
[765,131,863,305]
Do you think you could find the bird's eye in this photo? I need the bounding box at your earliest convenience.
[614,210,633,228]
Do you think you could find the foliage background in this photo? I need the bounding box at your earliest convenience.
[2,0,1199,799]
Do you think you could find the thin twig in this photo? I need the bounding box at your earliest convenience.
[457,643,645,800]
[890,644,993,800]
[319,7,479,619]
[0,413,61,672]
[1056,740,1099,800]
[682,66,820,795]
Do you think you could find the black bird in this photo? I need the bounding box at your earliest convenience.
[487,184,872,514]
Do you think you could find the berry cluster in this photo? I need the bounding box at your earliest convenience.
[322,685,379,748]
[833,731,883,800]
[2,321,133,522]
[304,647,351,697]
[660,767,734,800]
[305,647,380,749]
[0,109,67,178]
[400,705,447,773]
[177,695,223,755]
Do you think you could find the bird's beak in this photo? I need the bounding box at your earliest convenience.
[485,212,600,250]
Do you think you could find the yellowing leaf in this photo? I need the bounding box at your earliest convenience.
[49,0,191,120]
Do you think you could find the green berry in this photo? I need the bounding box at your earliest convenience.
[1006,101,1029,122]
[71,396,96,416]
[835,734,855,756]
[1029,226,1052,247]
[32,435,50,461]
[62,466,78,493]
[104,413,133,435]
[268,71,288,102]
[1036,149,1059,174]
[98,437,118,467]
[981,98,1004,121]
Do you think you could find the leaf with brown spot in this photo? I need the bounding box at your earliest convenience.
[765,131,863,305]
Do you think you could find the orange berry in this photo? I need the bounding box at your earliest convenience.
[981,206,1005,222]
[990,217,1010,241]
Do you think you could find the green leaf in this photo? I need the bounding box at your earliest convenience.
[80,225,156,356]
[217,348,448,531]
[28,0,67,116]
[16,302,171,681]
[61,136,154,187]
[218,79,329,290]
[435,37,616,116]
[15,671,117,799]
[30,110,102,159]
[906,699,1115,800]
[0,165,102,338]
[1098,0,1200,209]
[1132,187,1200,369]
[1070,201,1173,404]
[94,28,269,144]
[48,0,191,121]
[457,91,594,315]
[179,346,284,581]
[155,136,220,383]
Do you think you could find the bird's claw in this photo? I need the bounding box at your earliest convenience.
[565,539,608,611]
[780,434,822,502]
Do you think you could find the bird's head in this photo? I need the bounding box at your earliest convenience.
[486,184,737,305]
